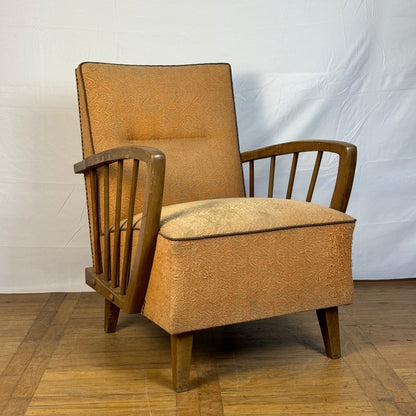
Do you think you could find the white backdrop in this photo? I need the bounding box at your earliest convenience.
[1,0,415,292]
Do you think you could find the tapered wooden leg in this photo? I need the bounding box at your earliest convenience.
[171,332,193,392]
[316,306,341,359]
[104,299,120,333]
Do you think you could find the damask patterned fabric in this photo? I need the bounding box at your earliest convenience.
[156,198,355,240]
[142,205,355,334]
[111,197,356,334]
[123,197,355,240]
[76,62,245,207]
[107,197,355,334]
[76,62,245,267]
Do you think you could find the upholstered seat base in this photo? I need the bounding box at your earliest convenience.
[142,198,355,334]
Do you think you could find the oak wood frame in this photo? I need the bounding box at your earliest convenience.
[241,139,357,366]
[74,146,165,316]
[241,139,357,212]
[171,332,194,392]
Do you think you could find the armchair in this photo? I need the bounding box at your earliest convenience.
[74,62,356,392]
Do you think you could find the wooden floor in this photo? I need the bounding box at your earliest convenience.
[0,280,415,416]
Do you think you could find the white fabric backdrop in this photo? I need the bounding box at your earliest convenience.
[1,0,415,292]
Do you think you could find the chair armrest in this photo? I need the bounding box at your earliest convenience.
[241,140,357,212]
[240,139,356,163]
[74,146,165,314]
[74,146,165,174]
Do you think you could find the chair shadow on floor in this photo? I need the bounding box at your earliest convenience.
[116,311,333,390]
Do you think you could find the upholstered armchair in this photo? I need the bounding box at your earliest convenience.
[74,62,356,392]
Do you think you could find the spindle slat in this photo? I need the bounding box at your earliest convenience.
[89,170,102,274]
[286,152,299,199]
[249,160,254,197]
[111,160,124,288]
[306,151,323,202]
[103,165,110,281]
[120,160,139,295]
[268,156,276,198]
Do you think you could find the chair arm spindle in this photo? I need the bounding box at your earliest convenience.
[306,151,323,202]
[240,140,356,212]
[74,146,166,313]
[111,160,124,288]
[286,152,299,199]
[268,156,276,198]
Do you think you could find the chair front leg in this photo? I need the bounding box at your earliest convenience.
[104,299,120,333]
[316,306,341,359]
[171,332,194,392]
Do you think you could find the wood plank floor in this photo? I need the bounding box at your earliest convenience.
[0,280,415,415]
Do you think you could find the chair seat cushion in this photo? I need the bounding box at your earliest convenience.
[141,197,356,334]
[158,198,354,240]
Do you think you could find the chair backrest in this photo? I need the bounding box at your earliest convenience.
[76,62,245,209]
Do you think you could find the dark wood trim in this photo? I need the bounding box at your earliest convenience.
[75,146,166,315]
[171,332,194,393]
[241,140,357,213]
[316,306,341,359]
[104,299,120,333]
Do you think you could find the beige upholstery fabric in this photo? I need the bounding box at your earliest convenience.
[76,62,245,205]
[76,63,245,268]
[157,198,354,240]
[125,197,354,239]
[137,198,355,334]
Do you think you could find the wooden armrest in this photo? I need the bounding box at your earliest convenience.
[241,140,357,212]
[240,140,356,163]
[75,146,165,314]
[74,146,165,174]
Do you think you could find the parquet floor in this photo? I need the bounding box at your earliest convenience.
[0,280,415,415]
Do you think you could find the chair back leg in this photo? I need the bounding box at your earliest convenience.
[104,299,120,333]
[316,307,341,359]
[171,332,194,392]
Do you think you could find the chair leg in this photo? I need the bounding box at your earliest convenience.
[316,306,341,359]
[171,332,193,392]
[104,299,120,333]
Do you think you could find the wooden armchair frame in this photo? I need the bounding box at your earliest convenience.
[74,146,165,329]
[241,139,356,212]
[241,139,356,363]
[75,139,356,391]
